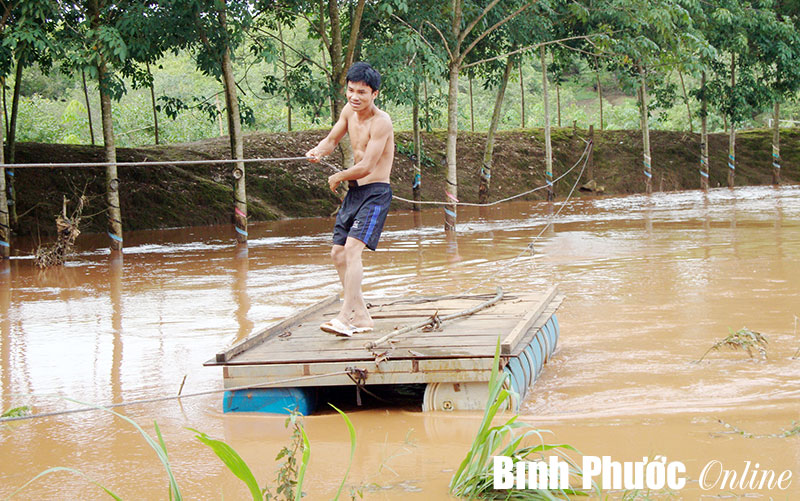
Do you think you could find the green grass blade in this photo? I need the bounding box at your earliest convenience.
[329,404,356,501]
[61,397,182,500]
[7,466,122,500]
[294,425,311,501]
[187,427,261,501]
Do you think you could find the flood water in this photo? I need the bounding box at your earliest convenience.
[1,185,799,499]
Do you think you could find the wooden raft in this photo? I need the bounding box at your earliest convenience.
[205,286,564,389]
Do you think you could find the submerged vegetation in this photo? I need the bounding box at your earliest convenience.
[696,327,769,363]
[716,419,800,439]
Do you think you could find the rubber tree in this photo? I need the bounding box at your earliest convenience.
[591,0,706,194]
[396,0,533,231]
[465,2,553,205]
[255,0,368,168]
[361,6,444,210]
[0,2,12,257]
[698,1,800,188]
[166,0,257,243]
[1,0,57,228]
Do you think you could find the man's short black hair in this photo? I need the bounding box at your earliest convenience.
[346,62,381,92]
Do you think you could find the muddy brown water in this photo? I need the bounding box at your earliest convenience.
[1,186,799,499]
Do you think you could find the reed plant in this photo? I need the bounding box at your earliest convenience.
[449,341,591,499]
[696,327,768,363]
[7,400,358,500]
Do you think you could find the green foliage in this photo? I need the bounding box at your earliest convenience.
[190,427,263,500]
[449,340,590,499]
[696,327,769,362]
[396,141,436,168]
[1,405,32,418]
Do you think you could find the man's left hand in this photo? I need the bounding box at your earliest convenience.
[328,174,341,193]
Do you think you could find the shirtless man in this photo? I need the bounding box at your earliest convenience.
[306,62,394,337]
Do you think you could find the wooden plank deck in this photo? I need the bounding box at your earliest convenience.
[206,287,563,389]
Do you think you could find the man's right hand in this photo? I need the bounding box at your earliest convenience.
[306,148,320,163]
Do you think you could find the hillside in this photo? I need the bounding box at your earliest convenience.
[9,127,800,237]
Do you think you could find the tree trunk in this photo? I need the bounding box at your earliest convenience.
[0,101,8,258]
[278,22,292,131]
[1,76,7,136]
[221,46,247,244]
[595,57,603,130]
[82,70,95,146]
[423,78,430,131]
[519,63,525,128]
[468,76,474,132]
[146,62,159,145]
[412,81,421,210]
[556,83,561,128]
[444,62,459,231]
[772,101,780,185]
[728,56,735,188]
[678,70,693,133]
[326,0,353,168]
[639,65,652,194]
[700,72,709,191]
[6,56,22,227]
[541,47,553,201]
[98,62,123,251]
[7,56,21,164]
[480,56,513,204]
[588,124,594,181]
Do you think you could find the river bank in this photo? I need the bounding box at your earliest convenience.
[9,127,800,237]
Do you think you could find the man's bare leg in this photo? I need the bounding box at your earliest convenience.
[332,237,372,329]
[331,244,346,287]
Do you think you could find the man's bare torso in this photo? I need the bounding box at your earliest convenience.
[345,105,394,185]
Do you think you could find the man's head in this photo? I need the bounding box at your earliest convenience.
[346,62,381,92]
[346,62,381,112]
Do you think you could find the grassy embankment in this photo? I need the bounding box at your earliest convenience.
[10,127,800,237]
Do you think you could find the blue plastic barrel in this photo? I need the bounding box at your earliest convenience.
[519,351,534,389]
[507,357,527,400]
[223,388,316,415]
[523,344,540,381]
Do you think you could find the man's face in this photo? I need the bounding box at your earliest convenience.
[346,80,378,111]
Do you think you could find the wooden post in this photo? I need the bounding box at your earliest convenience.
[772,101,781,185]
[541,47,553,201]
[728,55,736,188]
[700,72,709,191]
[146,62,159,145]
[0,107,8,258]
[81,70,95,146]
[639,64,652,194]
[519,63,525,129]
[588,124,595,182]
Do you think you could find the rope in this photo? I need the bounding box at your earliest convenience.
[460,139,592,296]
[2,156,311,169]
[392,139,592,207]
[0,370,349,423]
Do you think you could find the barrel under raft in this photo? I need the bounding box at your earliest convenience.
[422,313,559,412]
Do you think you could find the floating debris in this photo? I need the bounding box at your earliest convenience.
[34,196,87,268]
